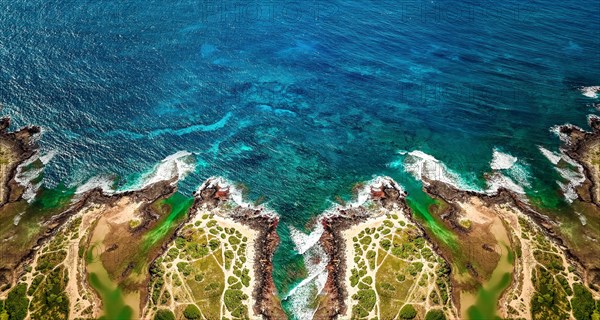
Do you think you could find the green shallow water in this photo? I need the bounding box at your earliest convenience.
[84,192,193,320]
[29,185,75,214]
[86,241,136,320]
[466,245,514,320]
[142,192,194,251]
[88,272,134,320]
[405,190,458,249]
[467,272,512,320]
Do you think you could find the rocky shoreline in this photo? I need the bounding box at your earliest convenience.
[314,120,600,317]
[0,117,40,205]
[2,114,600,319]
[0,118,285,319]
[191,178,286,319]
[558,116,600,206]
[422,179,592,306]
[316,178,457,319]
[315,207,363,319]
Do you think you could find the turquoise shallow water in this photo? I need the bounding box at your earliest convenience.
[0,0,599,316]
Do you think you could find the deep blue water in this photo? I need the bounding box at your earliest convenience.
[1,0,600,314]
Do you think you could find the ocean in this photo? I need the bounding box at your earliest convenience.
[1,0,599,317]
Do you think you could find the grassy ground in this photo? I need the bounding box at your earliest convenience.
[146,208,257,320]
[344,208,455,320]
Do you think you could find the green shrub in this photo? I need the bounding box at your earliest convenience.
[183,304,201,319]
[359,236,372,245]
[353,305,369,318]
[205,240,218,251]
[240,269,251,287]
[572,284,595,320]
[366,250,376,259]
[5,284,28,320]
[223,289,248,316]
[350,268,360,287]
[229,236,240,245]
[399,304,417,319]
[380,239,391,250]
[154,309,176,320]
[425,309,446,320]
[407,262,423,276]
[355,289,376,312]
[380,282,395,291]
[556,275,573,296]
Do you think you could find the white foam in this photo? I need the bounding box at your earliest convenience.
[321,177,406,220]
[137,151,195,189]
[555,156,586,203]
[38,151,57,165]
[285,241,328,320]
[72,151,197,197]
[485,173,526,194]
[489,149,531,189]
[14,150,57,202]
[195,177,279,218]
[580,86,600,98]
[398,150,481,192]
[198,176,246,206]
[353,176,400,208]
[75,175,115,195]
[289,224,324,255]
[490,148,517,170]
[588,114,600,123]
[353,182,374,208]
[395,149,535,197]
[538,146,562,165]
[286,176,407,319]
[539,145,586,203]
[550,124,577,144]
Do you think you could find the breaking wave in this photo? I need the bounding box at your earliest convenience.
[289,224,324,255]
[394,150,481,192]
[491,148,518,170]
[393,149,532,196]
[75,175,116,195]
[285,225,328,320]
[14,150,57,202]
[121,150,196,191]
[580,86,600,98]
[74,151,196,196]
[541,138,586,203]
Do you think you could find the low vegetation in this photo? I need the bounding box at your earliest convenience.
[147,210,255,320]
[347,209,454,319]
